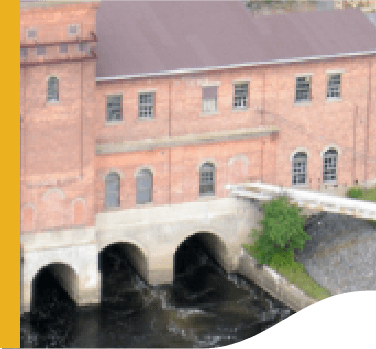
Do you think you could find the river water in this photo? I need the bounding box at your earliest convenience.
[21,236,293,348]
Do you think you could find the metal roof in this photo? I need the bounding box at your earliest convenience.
[95,1,376,80]
[21,0,376,81]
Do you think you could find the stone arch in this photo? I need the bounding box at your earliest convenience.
[22,203,36,232]
[174,231,229,280]
[31,262,79,309]
[102,168,124,181]
[71,198,85,226]
[290,147,311,162]
[41,188,65,202]
[134,165,156,178]
[320,144,341,158]
[98,240,149,284]
[196,158,218,172]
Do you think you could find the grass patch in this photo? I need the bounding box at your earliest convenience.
[346,186,376,229]
[243,245,331,301]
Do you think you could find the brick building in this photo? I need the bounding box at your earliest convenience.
[20,1,376,235]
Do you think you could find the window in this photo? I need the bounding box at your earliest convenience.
[69,24,79,35]
[77,42,90,53]
[59,44,69,54]
[292,152,307,185]
[233,83,248,109]
[105,173,120,209]
[327,74,341,99]
[47,77,59,102]
[139,92,154,118]
[295,76,312,102]
[106,95,123,122]
[27,29,37,39]
[202,86,217,113]
[199,163,215,196]
[323,149,338,183]
[137,169,152,204]
[36,45,46,56]
[20,47,28,58]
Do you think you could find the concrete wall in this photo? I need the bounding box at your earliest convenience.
[21,196,324,315]
[237,249,319,312]
[21,197,259,313]
[21,227,100,314]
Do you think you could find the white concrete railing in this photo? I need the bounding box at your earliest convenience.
[226,183,376,221]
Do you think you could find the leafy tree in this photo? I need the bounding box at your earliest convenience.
[243,196,311,266]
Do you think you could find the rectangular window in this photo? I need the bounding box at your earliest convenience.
[36,45,46,56]
[106,95,123,122]
[27,29,37,39]
[20,47,28,58]
[139,92,154,118]
[77,42,90,53]
[202,86,217,113]
[59,44,69,54]
[327,74,341,99]
[295,76,312,102]
[69,24,79,35]
[48,77,59,102]
[233,83,248,109]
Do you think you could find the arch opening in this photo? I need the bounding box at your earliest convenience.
[98,242,148,306]
[173,232,229,303]
[30,263,78,341]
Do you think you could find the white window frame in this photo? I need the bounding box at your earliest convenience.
[295,75,312,103]
[326,73,342,100]
[202,85,218,114]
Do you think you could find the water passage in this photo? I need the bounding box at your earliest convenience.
[21,236,293,348]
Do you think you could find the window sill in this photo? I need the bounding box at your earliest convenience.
[197,194,216,201]
[322,182,339,187]
[292,184,309,189]
[199,111,219,117]
[103,206,122,213]
[46,100,59,106]
[231,107,249,112]
[136,202,153,208]
[105,120,124,126]
[138,117,156,122]
[294,101,312,106]
[325,98,342,103]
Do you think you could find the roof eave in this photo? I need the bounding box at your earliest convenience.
[96,50,376,82]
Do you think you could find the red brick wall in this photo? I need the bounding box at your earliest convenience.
[94,137,275,212]
[20,3,98,233]
[20,2,376,231]
[95,55,375,195]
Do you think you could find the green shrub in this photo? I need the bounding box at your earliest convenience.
[347,187,363,199]
[243,196,311,266]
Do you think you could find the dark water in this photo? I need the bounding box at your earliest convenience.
[21,237,293,348]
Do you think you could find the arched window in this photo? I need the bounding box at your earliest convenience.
[323,149,338,183]
[292,152,307,185]
[47,76,59,102]
[137,169,152,204]
[105,172,120,209]
[199,162,215,196]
